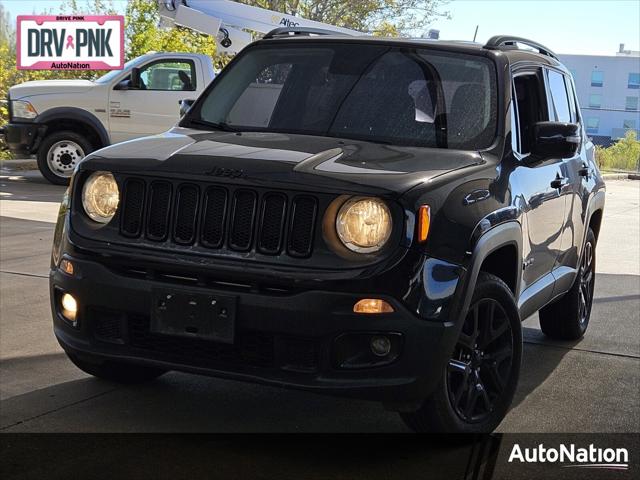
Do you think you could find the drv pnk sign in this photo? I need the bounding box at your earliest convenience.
[17,15,124,70]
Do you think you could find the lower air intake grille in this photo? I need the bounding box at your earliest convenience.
[129,316,276,368]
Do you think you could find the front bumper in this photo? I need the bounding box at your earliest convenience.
[51,254,460,404]
[3,122,46,154]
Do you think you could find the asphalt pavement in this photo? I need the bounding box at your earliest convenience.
[0,169,638,432]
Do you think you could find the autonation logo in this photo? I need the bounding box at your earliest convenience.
[509,443,629,471]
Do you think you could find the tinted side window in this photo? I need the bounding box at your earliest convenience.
[513,70,548,155]
[546,70,572,123]
[564,75,579,123]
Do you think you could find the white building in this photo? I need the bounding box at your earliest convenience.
[560,44,640,146]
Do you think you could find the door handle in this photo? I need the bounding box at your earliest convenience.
[550,176,568,189]
[578,163,592,179]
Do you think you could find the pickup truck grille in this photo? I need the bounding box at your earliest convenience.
[118,178,318,258]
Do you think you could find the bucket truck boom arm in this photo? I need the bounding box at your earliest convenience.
[157,0,360,54]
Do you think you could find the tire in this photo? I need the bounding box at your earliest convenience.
[66,352,167,384]
[37,131,93,185]
[401,272,522,433]
[539,228,596,340]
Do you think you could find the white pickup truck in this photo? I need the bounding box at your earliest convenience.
[3,52,215,184]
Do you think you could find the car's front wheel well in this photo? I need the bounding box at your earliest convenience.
[479,244,518,295]
[43,118,103,150]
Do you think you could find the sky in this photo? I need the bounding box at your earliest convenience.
[2,0,639,56]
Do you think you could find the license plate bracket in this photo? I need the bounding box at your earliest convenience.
[150,288,236,344]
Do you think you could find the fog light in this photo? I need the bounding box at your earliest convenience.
[370,336,392,357]
[60,259,74,275]
[61,293,78,322]
[353,299,394,314]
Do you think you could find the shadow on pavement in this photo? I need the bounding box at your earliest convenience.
[0,170,66,204]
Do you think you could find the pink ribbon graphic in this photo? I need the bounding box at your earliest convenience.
[66,35,74,49]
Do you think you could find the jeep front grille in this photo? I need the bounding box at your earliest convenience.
[118,178,318,258]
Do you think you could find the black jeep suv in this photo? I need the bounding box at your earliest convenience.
[50,31,605,433]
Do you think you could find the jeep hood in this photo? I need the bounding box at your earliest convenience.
[83,128,484,196]
[9,79,95,99]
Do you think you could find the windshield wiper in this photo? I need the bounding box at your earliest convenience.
[186,118,238,132]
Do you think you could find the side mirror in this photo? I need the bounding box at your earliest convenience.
[114,79,130,90]
[530,121,580,161]
[130,67,141,90]
[179,99,195,117]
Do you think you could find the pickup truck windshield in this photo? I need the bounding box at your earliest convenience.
[191,43,497,149]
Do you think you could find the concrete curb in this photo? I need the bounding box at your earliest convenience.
[0,158,38,171]
[602,173,639,181]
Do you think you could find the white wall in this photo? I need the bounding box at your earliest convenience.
[559,53,640,144]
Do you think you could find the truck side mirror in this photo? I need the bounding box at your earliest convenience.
[529,121,580,161]
[179,99,195,117]
[130,67,142,90]
[115,79,130,90]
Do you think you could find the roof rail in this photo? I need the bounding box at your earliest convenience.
[263,27,349,40]
[484,35,558,60]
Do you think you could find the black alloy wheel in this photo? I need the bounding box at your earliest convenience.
[400,272,521,433]
[578,239,595,326]
[446,298,514,423]
[539,228,597,340]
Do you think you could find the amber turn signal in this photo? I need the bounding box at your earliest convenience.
[353,299,394,314]
[418,205,431,243]
[60,259,74,275]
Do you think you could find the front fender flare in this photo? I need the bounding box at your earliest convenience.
[36,107,110,147]
[450,221,523,327]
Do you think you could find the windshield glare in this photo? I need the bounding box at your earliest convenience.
[194,44,497,149]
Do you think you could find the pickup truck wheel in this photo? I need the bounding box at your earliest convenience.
[66,352,167,384]
[37,131,93,185]
[400,272,522,433]
[539,228,596,340]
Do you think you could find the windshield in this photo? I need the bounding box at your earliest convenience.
[94,56,147,84]
[190,43,497,150]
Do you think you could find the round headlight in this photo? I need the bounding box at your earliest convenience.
[82,171,119,224]
[336,197,392,253]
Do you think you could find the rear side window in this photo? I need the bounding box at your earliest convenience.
[564,76,579,123]
[546,69,572,123]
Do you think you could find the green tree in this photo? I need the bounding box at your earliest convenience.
[595,130,640,172]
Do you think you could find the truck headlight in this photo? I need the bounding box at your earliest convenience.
[336,197,392,253]
[82,172,119,224]
[11,100,38,120]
